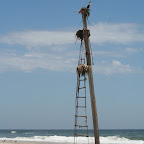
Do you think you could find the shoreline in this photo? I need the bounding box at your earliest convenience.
[0,141,58,144]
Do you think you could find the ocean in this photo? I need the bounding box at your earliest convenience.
[0,129,144,144]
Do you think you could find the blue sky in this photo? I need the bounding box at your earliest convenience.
[0,0,144,129]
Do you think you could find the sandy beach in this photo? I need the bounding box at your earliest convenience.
[0,141,58,144]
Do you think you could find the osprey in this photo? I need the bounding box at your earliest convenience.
[75,1,91,14]
[87,1,91,9]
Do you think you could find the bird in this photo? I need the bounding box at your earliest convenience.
[87,1,91,9]
[75,1,91,14]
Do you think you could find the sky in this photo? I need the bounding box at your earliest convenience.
[0,0,144,129]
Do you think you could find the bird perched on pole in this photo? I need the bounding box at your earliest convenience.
[74,1,91,14]
[87,1,91,9]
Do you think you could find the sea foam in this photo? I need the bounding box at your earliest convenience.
[11,131,16,134]
[0,136,144,144]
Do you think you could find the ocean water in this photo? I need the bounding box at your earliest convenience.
[0,129,144,144]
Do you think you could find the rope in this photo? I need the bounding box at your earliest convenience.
[89,38,94,65]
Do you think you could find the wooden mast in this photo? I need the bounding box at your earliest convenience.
[81,7,100,144]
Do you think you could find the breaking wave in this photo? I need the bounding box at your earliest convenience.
[11,131,16,134]
[0,135,144,144]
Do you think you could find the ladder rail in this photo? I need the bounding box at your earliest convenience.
[74,44,89,144]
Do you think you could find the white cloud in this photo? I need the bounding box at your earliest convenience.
[90,23,144,44]
[0,23,144,48]
[112,60,121,66]
[93,60,144,75]
[0,49,143,75]
[0,31,75,49]
[92,47,143,58]
[0,22,144,74]
[124,47,143,54]
[0,51,77,73]
[93,50,126,58]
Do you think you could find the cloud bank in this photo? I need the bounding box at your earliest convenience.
[0,22,144,74]
[90,23,144,44]
[94,60,143,75]
[0,23,144,48]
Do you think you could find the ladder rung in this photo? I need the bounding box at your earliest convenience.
[79,78,87,81]
[74,134,89,137]
[75,125,88,127]
[79,87,86,89]
[75,115,87,117]
[80,58,85,60]
[77,97,86,98]
[76,106,86,108]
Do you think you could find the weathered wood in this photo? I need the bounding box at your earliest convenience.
[81,7,100,144]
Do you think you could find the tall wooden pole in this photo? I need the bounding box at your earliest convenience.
[81,7,100,144]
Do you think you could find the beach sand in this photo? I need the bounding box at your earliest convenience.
[0,141,57,144]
